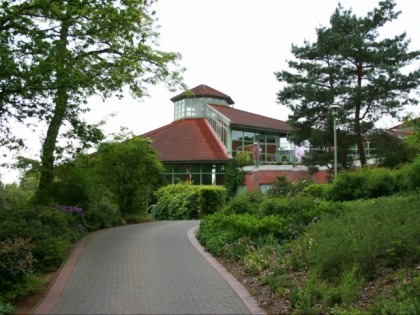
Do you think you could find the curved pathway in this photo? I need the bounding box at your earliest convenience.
[33,221,264,314]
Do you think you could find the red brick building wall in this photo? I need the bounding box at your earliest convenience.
[243,166,329,191]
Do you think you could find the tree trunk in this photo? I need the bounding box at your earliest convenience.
[356,63,367,167]
[35,20,69,204]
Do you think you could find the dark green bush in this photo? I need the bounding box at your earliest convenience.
[301,183,331,199]
[83,200,122,231]
[198,186,227,216]
[0,206,85,273]
[260,196,342,226]
[400,156,420,191]
[371,271,420,314]
[329,167,399,201]
[0,238,34,291]
[199,212,290,256]
[0,299,15,315]
[268,176,312,197]
[222,191,264,215]
[154,183,227,220]
[302,195,420,279]
[157,183,198,219]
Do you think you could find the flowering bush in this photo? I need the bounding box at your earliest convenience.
[0,238,34,291]
[59,205,85,232]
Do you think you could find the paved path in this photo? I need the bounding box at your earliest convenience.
[34,221,264,314]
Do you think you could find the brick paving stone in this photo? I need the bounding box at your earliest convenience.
[45,221,256,314]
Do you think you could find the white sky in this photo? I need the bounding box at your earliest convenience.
[2,0,419,183]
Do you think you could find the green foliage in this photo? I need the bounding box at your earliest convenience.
[260,196,342,228]
[0,206,85,273]
[243,246,274,276]
[198,186,227,217]
[267,176,313,197]
[224,166,245,198]
[1,274,45,304]
[235,151,253,167]
[267,176,294,197]
[79,199,121,232]
[96,137,164,214]
[199,212,292,256]
[371,271,420,315]
[276,0,419,167]
[371,129,415,168]
[0,299,15,315]
[1,0,185,196]
[303,195,420,279]
[301,183,331,199]
[0,238,34,291]
[154,183,227,220]
[400,156,420,191]
[222,191,264,215]
[338,265,364,306]
[199,158,420,314]
[154,183,199,220]
[329,167,399,201]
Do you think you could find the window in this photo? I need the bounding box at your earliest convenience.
[163,163,226,185]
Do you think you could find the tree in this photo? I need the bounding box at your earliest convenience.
[95,136,164,214]
[276,0,419,168]
[370,129,414,168]
[0,0,184,203]
[0,1,46,149]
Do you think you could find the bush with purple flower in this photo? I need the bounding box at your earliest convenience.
[59,205,85,232]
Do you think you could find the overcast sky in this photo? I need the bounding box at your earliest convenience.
[2,0,419,183]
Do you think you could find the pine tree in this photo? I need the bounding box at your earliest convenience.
[276,0,419,168]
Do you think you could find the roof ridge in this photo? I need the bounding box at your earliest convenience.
[209,104,286,122]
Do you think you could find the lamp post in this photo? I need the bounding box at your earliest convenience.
[329,105,341,179]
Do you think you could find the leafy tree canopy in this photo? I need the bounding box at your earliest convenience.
[95,135,164,214]
[276,0,419,168]
[0,0,185,202]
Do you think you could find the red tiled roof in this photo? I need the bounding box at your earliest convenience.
[142,118,230,162]
[170,84,234,105]
[209,104,289,132]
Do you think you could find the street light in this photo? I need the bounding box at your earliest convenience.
[329,104,341,179]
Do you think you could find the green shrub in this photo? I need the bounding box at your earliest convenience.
[154,183,227,220]
[0,299,15,315]
[223,191,264,215]
[260,196,342,230]
[0,238,34,291]
[1,274,45,305]
[199,212,291,256]
[330,167,399,201]
[83,199,122,231]
[154,183,198,220]
[303,195,420,279]
[267,176,295,197]
[371,271,420,314]
[198,186,227,216]
[301,183,331,199]
[401,156,420,191]
[0,206,85,273]
[32,237,72,272]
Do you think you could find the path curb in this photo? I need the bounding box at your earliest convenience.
[188,226,266,315]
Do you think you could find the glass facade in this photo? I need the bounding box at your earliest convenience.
[231,130,285,163]
[164,163,226,185]
[174,97,229,121]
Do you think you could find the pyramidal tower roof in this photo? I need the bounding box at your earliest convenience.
[170,84,234,105]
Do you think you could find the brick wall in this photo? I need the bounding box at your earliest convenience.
[243,165,329,191]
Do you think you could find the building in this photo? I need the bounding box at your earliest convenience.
[389,118,419,139]
[142,84,297,187]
